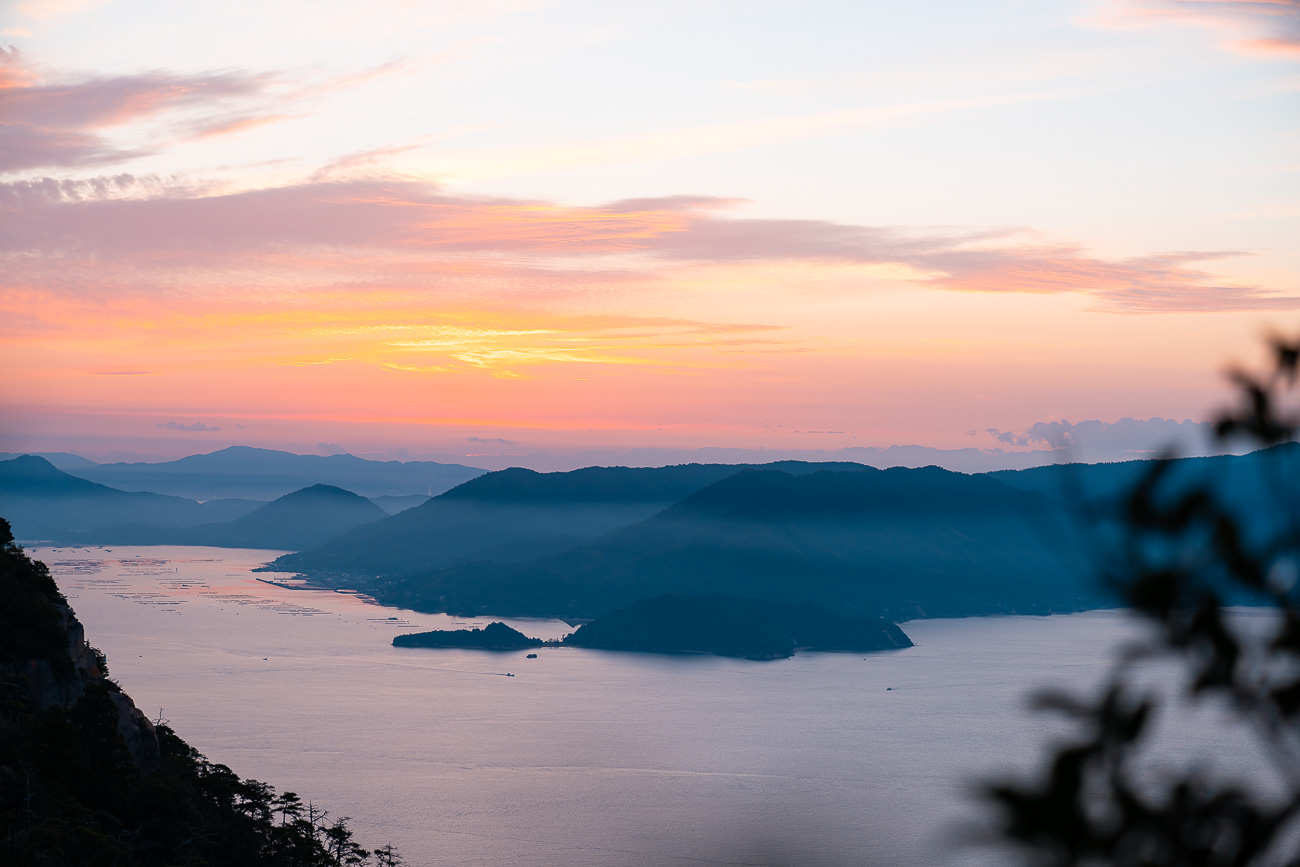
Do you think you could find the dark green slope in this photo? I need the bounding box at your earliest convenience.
[77,484,387,550]
[379,466,1093,620]
[0,455,215,541]
[265,461,869,583]
[69,445,484,500]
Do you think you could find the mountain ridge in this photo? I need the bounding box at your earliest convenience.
[265,460,872,582]
[369,465,1093,621]
[72,483,387,550]
[66,445,485,500]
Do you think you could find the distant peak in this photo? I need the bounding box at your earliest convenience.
[1,454,64,475]
[279,483,365,500]
[206,445,287,457]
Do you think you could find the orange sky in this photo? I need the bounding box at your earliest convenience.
[1,1,1297,464]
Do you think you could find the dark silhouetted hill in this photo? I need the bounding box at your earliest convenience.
[264,461,869,583]
[375,466,1093,621]
[66,445,484,500]
[0,451,98,470]
[563,594,913,659]
[0,455,219,541]
[75,484,387,550]
[393,621,542,650]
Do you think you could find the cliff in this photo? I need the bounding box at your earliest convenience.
[0,517,160,770]
[0,517,394,865]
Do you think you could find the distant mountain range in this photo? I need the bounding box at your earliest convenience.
[58,446,484,500]
[6,443,1295,628]
[69,484,388,551]
[264,461,871,581]
[0,452,99,470]
[0,457,391,548]
[265,446,1298,622]
[0,455,254,540]
[362,465,1092,621]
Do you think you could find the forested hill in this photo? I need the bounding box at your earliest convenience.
[371,465,1095,621]
[0,517,397,865]
[265,461,869,584]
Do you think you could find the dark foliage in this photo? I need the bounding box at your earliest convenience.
[0,518,402,866]
[985,336,1300,865]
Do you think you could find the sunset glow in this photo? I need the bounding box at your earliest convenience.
[2,0,1296,464]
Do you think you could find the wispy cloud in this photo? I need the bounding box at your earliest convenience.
[158,420,221,432]
[1,175,1294,313]
[0,49,411,174]
[986,416,1214,453]
[0,47,274,173]
[1088,0,1300,59]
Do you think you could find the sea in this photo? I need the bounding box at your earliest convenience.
[30,545,1276,867]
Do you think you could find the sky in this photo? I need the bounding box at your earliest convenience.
[1,0,1297,466]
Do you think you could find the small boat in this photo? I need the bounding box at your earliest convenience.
[526,653,537,659]
[505,673,514,677]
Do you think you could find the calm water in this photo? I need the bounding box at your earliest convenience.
[31,546,1262,866]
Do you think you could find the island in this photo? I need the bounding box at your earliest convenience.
[393,621,543,650]
[561,594,913,660]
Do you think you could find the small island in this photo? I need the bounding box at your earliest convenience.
[562,594,913,660]
[393,595,913,660]
[393,621,543,650]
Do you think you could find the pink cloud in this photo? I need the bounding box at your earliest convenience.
[918,247,1295,311]
[0,175,1293,313]
[1098,0,1300,59]
[0,49,410,174]
[0,47,275,172]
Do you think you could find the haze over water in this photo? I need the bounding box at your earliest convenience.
[24,544,1199,865]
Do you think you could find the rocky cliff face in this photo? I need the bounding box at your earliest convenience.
[2,515,390,866]
[23,599,160,771]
